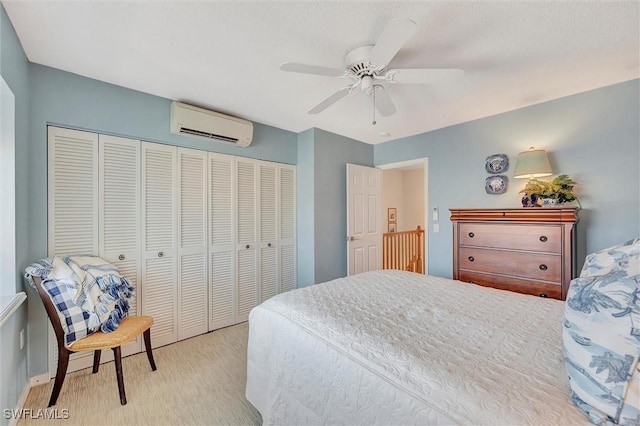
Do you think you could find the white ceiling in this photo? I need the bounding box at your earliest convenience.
[4,1,639,144]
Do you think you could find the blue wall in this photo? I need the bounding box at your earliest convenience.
[25,64,298,377]
[0,4,29,421]
[296,128,374,286]
[313,129,373,283]
[375,79,640,278]
[296,129,315,287]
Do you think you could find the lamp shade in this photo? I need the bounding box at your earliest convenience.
[513,148,552,178]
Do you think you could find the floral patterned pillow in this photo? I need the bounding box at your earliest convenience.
[563,244,640,425]
[580,238,640,278]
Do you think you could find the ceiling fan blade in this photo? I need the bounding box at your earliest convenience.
[373,85,396,117]
[308,86,352,114]
[280,62,345,77]
[368,18,417,67]
[385,68,465,84]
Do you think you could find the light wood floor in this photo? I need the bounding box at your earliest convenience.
[19,323,261,425]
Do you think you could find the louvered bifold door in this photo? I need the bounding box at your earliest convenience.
[259,162,278,303]
[142,142,178,348]
[177,148,208,340]
[279,165,297,293]
[47,126,99,376]
[48,126,99,257]
[209,153,236,331]
[236,158,258,323]
[99,134,142,359]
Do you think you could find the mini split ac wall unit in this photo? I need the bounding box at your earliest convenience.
[170,101,253,147]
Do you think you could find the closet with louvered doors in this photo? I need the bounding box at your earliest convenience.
[47,127,142,374]
[47,126,297,372]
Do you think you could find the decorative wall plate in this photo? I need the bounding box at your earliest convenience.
[485,175,508,194]
[485,154,509,174]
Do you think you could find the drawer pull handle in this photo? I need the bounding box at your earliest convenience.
[539,293,548,298]
[246,244,250,249]
[468,256,475,262]
[539,235,548,242]
[118,254,125,261]
[539,264,548,271]
[158,251,164,258]
[468,232,475,238]
[267,243,272,248]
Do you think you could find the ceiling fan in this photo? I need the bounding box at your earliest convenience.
[280,18,464,120]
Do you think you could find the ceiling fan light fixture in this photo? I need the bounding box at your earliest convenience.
[281,18,464,118]
[361,76,374,93]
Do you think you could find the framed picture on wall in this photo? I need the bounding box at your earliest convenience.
[388,223,396,233]
[387,208,397,222]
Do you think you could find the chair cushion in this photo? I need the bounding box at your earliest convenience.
[563,241,640,424]
[69,316,153,351]
[25,256,135,346]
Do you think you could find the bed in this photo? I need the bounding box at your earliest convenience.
[245,269,590,425]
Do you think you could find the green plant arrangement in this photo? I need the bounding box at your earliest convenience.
[519,174,581,208]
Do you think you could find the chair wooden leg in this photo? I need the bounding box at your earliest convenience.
[92,350,102,373]
[143,328,157,371]
[48,349,69,407]
[112,347,127,405]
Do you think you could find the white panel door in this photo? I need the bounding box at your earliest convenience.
[141,142,177,348]
[208,153,236,330]
[258,161,277,302]
[99,134,142,358]
[47,126,99,376]
[236,158,258,322]
[346,163,382,276]
[279,165,297,293]
[177,148,208,340]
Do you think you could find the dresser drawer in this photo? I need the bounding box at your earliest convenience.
[459,270,562,299]
[459,247,561,282]
[459,223,562,253]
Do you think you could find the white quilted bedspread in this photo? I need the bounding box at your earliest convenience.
[246,270,589,425]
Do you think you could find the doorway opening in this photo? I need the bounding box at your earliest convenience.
[377,158,428,274]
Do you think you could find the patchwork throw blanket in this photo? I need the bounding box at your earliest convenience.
[25,256,134,347]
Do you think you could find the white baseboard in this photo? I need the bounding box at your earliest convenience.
[8,376,34,426]
[7,373,51,426]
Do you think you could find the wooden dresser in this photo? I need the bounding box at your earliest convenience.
[450,208,578,300]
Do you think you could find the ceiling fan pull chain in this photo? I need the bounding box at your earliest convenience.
[372,89,377,125]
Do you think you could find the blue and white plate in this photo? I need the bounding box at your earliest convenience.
[485,175,508,194]
[485,154,509,174]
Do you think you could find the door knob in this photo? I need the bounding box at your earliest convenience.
[158,251,164,258]
[118,254,125,261]
[346,236,354,242]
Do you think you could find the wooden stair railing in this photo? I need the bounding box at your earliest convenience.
[382,226,425,274]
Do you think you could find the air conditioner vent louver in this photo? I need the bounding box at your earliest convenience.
[170,101,253,147]
[179,127,239,143]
